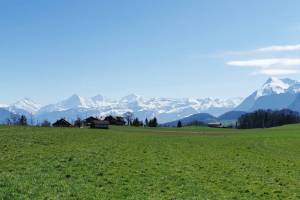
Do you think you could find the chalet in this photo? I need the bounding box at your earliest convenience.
[207,122,222,128]
[104,115,126,126]
[84,116,99,127]
[52,118,72,127]
[90,120,109,129]
[83,116,109,129]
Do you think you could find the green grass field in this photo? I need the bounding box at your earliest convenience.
[0,125,299,199]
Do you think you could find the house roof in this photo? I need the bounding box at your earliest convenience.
[53,118,72,126]
[92,120,109,125]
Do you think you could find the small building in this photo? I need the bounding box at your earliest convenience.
[84,116,99,127]
[104,115,126,126]
[207,122,222,128]
[52,118,72,127]
[90,120,109,129]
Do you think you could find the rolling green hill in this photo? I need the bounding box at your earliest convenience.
[0,125,299,199]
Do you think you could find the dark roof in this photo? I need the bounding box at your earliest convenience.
[53,118,72,127]
[92,120,109,125]
[84,116,99,122]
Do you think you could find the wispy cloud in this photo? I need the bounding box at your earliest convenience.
[227,58,300,68]
[256,44,300,52]
[223,44,300,56]
[256,69,299,76]
[227,58,300,76]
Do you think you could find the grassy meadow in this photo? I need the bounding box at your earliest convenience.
[0,125,299,199]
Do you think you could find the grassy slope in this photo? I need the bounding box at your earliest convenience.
[0,125,299,199]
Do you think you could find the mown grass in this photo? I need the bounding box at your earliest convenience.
[0,125,299,199]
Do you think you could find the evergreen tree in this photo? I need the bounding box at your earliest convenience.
[19,115,27,126]
[177,120,182,128]
[238,109,300,129]
[149,117,158,127]
[41,120,51,127]
[144,118,149,127]
[74,117,83,128]
[132,118,140,127]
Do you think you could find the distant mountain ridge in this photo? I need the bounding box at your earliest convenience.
[0,95,242,124]
[3,77,300,125]
[163,110,247,127]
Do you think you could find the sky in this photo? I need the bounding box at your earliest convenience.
[1,0,300,105]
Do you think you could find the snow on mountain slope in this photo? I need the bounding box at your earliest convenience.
[38,94,96,113]
[9,98,41,114]
[34,94,242,123]
[256,77,291,98]
[236,77,300,112]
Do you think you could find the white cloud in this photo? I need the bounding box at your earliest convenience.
[256,44,300,52]
[257,69,299,76]
[227,58,300,76]
[223,44,300,56]
[227,58,300,68]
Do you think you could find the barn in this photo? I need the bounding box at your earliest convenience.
[52,118,72,127]
[207,122,222,128]
[90,120,109,129]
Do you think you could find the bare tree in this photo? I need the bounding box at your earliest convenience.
[123,112,134,126]
[74,117,83,128]
[41,120,51,127]
[6,118,11,125]
[10,114,19,125]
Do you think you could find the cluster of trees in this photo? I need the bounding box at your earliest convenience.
[6,115,28,126]
[237,109,300,129]
[131,117,158,127]
[122,112,158,127]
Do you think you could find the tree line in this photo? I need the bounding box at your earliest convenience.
[237,109,300,129]
[3,112,159,128]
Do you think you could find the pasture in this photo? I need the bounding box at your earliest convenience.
[0,125,299,199]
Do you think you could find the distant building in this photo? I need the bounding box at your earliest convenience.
[83,116,109,129]
[52,118,72,127]
[83,116,99,127]
[207,122,222,128]
[90,120,109,129]
[104,115,126,126]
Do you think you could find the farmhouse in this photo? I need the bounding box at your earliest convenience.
[83,116,99,127]
[207,122,222,128]
[83,116,109,129]
[90,120,109,129]
[104,115,126,125]
[52,118,72,127]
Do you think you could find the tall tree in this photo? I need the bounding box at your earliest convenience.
[132,118,140,127]
[19,115,27,126]
[149,117,158,127]
[177,120,182,128]
[123,112,134,126]
[144,118,149,127]
[41,120,51,127]
[74,117,83,128]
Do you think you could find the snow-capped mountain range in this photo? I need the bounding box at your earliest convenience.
[2,77,300,124]
[236,77,300,112]
[0,94,242,124]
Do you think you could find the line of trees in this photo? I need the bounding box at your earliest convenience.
[237,109,300,129]
[3,112,160,128]
[6,114,28,126]
[131,117,158,127]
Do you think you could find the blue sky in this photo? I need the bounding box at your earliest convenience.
[1,0,300,104]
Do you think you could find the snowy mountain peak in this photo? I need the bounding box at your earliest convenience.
[10,98,41,114]
[236,77,300,112]
[256,77,292,98]
[120,94,142,103]
[60,94,93,109]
